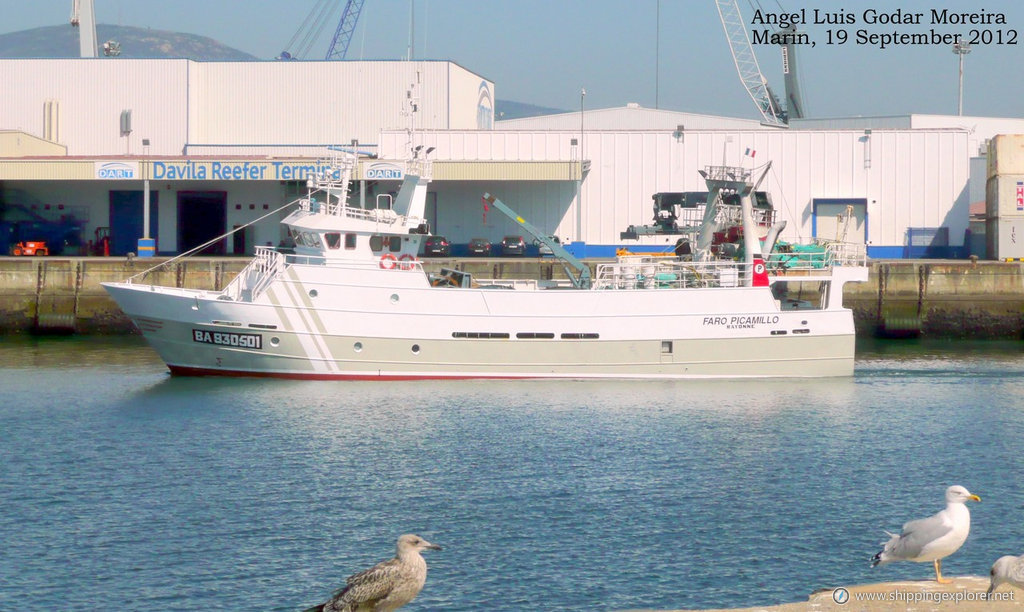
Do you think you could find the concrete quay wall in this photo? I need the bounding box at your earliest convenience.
[1,257,1023,338]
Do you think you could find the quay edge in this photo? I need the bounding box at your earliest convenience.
[621,576,1018,611]
[1,256,1023,338]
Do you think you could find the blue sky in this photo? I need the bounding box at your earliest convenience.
[2,0,1023,119]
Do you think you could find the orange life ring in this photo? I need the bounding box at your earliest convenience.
[379,253,398,269]
[398,253,417,270]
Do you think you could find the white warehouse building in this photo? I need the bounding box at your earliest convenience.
[1,58,1021,259]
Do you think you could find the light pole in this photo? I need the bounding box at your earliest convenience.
[952,38,971,116]
[139,138,155,257]
[576,88,585,241]
[655,0,660,109]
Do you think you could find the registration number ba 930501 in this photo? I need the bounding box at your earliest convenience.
[192,329,262,349]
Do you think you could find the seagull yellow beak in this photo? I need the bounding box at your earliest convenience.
[969,494,981,502]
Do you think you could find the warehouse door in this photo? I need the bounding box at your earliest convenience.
[109,190,159,256]
[813,198,867,244]
[178,191,227,255]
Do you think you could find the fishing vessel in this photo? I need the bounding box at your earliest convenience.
[103,151,868,379]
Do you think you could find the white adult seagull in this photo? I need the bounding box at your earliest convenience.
[871,485,981,583]
[988,554,1024,596]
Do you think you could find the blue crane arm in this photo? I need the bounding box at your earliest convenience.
[326,0,366,60]
[482,193,592,289]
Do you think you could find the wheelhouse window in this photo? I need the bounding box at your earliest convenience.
[370,235,384,251]
[390,237,402,252]
[345,233,357,249]
[324,233,341,249]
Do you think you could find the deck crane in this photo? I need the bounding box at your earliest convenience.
[279,0,366,60]
[714,0,804,125]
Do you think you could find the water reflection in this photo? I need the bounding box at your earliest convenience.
[4,336,1024,610]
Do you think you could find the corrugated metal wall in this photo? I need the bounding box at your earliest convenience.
[382,128,970,249]
[0,59,487,155]
[498,106,768,131]
[189,61,457,147]
[0,59,189,156]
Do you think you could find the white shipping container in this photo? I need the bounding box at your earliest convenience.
[987,216,1024,260]
[986,173,1024,218]
[988,134,1024,178]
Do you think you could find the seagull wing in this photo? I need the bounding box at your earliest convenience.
[326,558,403,611]
[889,512,953,559]
[1010,556,1024,585]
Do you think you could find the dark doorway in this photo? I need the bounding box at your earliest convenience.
[109,190,159,256]
[177,191,227,255]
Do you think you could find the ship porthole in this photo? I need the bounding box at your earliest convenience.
[390,294,399,303]
[354,342,363,352]
[270,337,280,347]
[411,344,420,354]
[309,289,318,298]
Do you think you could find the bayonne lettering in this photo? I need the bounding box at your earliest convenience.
[192,329,262,349]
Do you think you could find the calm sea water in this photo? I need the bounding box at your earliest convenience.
[2,336,1024,611]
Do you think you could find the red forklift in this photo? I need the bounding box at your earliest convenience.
[10,241,49,256]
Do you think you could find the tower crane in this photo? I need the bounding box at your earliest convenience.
[279,0,366,60]
[714,0,804,125]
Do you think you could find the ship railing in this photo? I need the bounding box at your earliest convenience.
[282,253,426,274]
[764,240,867,272]
[820,239,868,266]
[296,198,423,229]
[675,204,776,230]
[594,258,751,290]
[595,246,865,289]
[308,151,356,216]
[221,247,286,302]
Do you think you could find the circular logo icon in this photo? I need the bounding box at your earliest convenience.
[754,263,766,274]
[832,587,850,605]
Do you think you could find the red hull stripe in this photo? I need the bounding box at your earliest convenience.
[167,365,535,381]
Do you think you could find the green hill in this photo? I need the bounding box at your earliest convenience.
[0,24,257,60]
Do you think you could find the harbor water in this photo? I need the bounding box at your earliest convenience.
[2,336,1024,611]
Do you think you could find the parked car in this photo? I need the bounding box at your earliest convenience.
[500,235,526,256]
[421,235,451,257]
[467,237,492,256]
[536,235,561,257]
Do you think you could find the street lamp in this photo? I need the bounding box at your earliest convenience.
[952,38,971,116]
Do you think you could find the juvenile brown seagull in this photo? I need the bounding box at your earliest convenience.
[871,485,980,583]
[304,534,441,612]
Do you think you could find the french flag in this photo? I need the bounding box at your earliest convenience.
[745,148,756,158]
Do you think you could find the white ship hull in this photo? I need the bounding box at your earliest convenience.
[104,262,864,380]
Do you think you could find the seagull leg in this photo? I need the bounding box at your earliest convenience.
[934,559,952,584]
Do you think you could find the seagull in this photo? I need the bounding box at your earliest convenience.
[871,485,981,583]
[988,554,1024,596]
[304,534,442,612]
